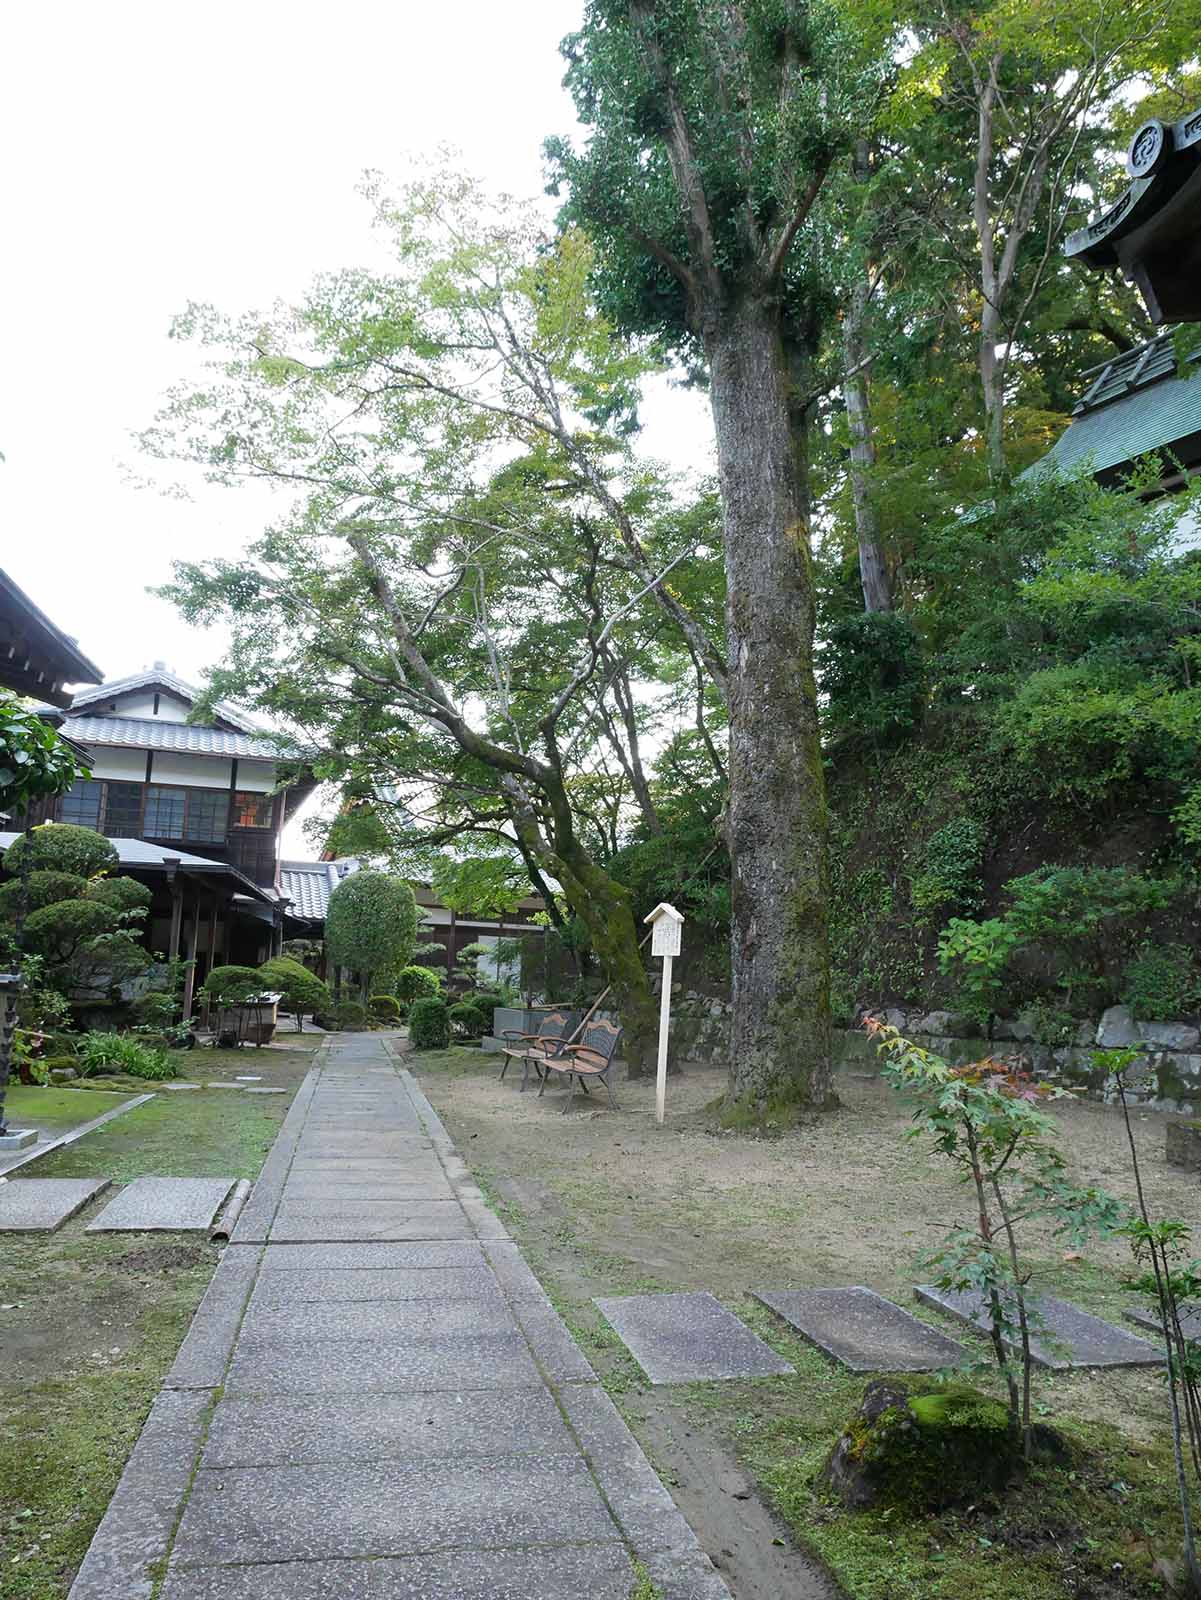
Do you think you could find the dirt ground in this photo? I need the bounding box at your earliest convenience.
[412,1047,1200,1599]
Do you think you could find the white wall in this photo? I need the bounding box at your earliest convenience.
[86,746,146,782]
[236,759,275,793]
[150,752,233,789]
[111,690,192,721]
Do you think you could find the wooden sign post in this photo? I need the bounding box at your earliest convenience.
[644,902,684,1126]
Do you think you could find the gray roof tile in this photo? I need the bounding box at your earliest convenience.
[62,714,286,761]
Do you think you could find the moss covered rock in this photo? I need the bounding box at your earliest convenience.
[825,1379,1017,1511]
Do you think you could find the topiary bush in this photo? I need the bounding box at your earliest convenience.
[396,965,442,1005]
[334,999,369,1031]
[258,956,331,1031]
[448,1001,488,1041]
[201,965,266,1005]
[325,872,418,1000]
[408,996,450,1051]
[4,823,118,879]
[369,994,401,1021]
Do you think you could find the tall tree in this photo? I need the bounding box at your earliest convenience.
[547,0,880,1119]
[145,185,715,1075]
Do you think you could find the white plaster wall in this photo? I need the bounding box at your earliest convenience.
[150,752,233,789]
[111,691,191,721]
[87,747,146,781]
[236,759,276,793]
[419,908,453,926]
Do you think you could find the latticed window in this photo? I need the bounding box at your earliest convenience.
[186,788,228,843]
[103,782,143,837]
[233,791,273,829]
[60,779,101,828]
[143,785,186,837]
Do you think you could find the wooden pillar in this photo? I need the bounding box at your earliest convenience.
[181,890,200,1018]
[166,861,183,963]
[207,895,220,974]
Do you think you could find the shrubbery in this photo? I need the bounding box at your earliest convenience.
[76,1030,176,1081]
[334,1000,368,1031]
[369,994,401,1020]
[201,965,266,1004]
[1123,944,1201,1021]
[396,965,442,1004]
[408,996,449,1050]
[258,955,331,1031]
[448,1001,488,1040]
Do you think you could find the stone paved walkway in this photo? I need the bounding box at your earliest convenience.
[68,1033,730,1600]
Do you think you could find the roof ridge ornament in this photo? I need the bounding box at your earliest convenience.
[1066,105,1201,325]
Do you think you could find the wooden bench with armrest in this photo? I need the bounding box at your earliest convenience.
[498,1009,578,1093]
[538,1017,623,1112]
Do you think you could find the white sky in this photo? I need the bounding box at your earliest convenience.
[0,0,713,691]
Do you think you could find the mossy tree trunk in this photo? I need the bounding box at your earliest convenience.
[708,299,834,1122]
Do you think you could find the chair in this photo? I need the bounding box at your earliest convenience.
[539,1017,623,1112]
[499,1010,577,1093]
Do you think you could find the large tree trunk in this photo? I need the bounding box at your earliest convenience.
[707,297,834,1121]
[979,313,1007,482]
[842,279,893,613]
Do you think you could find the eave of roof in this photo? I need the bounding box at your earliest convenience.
[48,713,293,762]
[0,831,278,904]
[66,669,263,734]
[0,568,103,698]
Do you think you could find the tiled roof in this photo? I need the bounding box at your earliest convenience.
[279,859,360,921]
[67,669,263,733]
[0,832,277,902]
[1026,336,1201,480]
[62,714,286,761]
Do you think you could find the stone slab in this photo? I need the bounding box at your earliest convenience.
[753,1286,967,1372]
[223,1332,546,1394]
[0,1127,38,1150]
[160,1547,642,1600]
[279,1179,454,1201]
[268,1201,475,1243]
[0,1176,110,1231]
[86,1177,235,1233]
[238,1295,517,1344]
[560,1383,698,1553]
[1124,1304,1201,1340]
[248,1266,505,1307]
[257,1240,485,1271]
[166,1247,263,1389]
[594,1291,794,1384]
[170,1453,619,1566]
[201,1387,570,1469]
[916,1284,1163,1369]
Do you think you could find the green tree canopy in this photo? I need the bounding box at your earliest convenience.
[325,872,418,1002]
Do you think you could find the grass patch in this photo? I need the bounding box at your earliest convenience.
[405,1046,488,1077]
[3,1086,136,1134]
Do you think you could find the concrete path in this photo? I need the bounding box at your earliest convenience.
[68,1033,730,1600]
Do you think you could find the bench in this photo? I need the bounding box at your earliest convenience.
[538,1018,623,1113]
[498,1009,578,1093]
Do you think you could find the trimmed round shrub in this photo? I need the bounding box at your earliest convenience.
[369,994,401,1020]
[85,876,153,915]
[334,1000,369,1031]
[5,823,117,879]
[470,991,505,1015]
[325,872,418,994]
[408,996,450,1051]
[258,956,331,1024]
[201,965,265,1004]
[396,965,442,1004]
[448,1001,488,1041]
[0,869,86,916]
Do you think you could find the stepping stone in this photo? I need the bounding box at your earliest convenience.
[0,1177,110,1231]
[86,1176,235,1233]
[753,1286,967,1372]
[594,1291,793,1384]
[235,1075,262,1082]
[1124,1304,1201,1340]
[0,1128,37,1151]
[916,1284,1162,1370]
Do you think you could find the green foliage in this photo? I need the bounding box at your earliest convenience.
[258,956,330,1028]
[325,872,417,997]
[868,1019,1124,1451]
[75,1031,176,1081]
[84,877,152,915]
[936,918,1019,1027]
[24,899,121,964]
[448,1000,488,1041]
[201,965,265,1004]
[333,999,368,1031]
[369,993,401,1020]
[6,823,117,879]
[395,965,442,1004]
[1122,944,1201,1021]
[408,996,450,1051]
[821,612,925,746]
[910,818,986,920]
[0,697,89,812]
[0,870,86,917]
